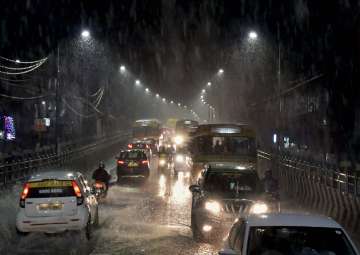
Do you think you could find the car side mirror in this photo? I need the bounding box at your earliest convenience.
[218,248,238,255]
[189,184,201,193]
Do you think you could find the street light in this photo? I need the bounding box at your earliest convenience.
[120,65,126,73]
[81,30,90,39]
[15,59,20,63]
[162,98,166,102]
[156,94,160,98]
[178,103,181,107]
[202,89,206,94]
[145,88,149,93]
[248,31,258,40]
[170,100,174,104]
[135,80,141,86]
[207,82,212,87]
[218,69,224,75]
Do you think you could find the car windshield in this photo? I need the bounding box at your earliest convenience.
[194,136,256,156]
[204,170,262,198]
[120,151,146,160]
[247,227,356,255]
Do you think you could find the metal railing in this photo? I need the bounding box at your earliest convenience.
[257,150,360,196]
[0,131,130,187]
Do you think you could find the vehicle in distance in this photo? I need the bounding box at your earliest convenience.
[174,147,192,177]
[189,162,268,242]
[16,171,98,239]
[189,123,256,184]
[220,213,359,255]
[117,149,150,180]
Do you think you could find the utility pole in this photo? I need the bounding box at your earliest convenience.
[277,22,282,150]
[55,45,60,154]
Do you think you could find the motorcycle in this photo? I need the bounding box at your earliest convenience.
[92,181,107,200]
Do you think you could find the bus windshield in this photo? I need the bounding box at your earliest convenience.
[193,136,256,156]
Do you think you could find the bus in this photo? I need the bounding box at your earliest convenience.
[132,119,161,140]
[189,123,257,183]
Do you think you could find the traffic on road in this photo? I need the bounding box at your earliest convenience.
[0,120,357,255]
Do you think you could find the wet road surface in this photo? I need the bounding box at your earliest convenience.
[0,155,221,255]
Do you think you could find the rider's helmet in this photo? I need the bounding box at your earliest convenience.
[99,161,105,169]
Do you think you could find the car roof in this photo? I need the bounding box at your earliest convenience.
[206,162,256,171]
[121,149,146,153]
[246,213,341,229]
[28,170,80,182]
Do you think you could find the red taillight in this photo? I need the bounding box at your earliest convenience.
[95,182,104,188]
[72,181,82,198]
[72,181,83,205]
[20,183,30,208]
[21,183,29,200]
[128,144,133,149]
[117,160,125,165]
[142,160,149,165]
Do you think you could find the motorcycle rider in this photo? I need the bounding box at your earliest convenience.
[92,161,111,192]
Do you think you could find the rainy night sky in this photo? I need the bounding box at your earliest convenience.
[1,0,360,134]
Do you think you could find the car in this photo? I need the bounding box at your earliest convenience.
[219,213,359,255]
[189,162,270,242]
[127,140,152,158]
[16,170,99,239]
[116,149,150,180]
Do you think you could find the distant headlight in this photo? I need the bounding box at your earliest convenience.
[159,159,166,166]
[250,203,268,214]
[205,200,221,215]
[174,135,184,145]
[176,154,184,163]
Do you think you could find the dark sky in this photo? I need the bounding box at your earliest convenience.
[1,0,359,104]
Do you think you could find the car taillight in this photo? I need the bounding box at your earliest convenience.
[128,144,133,149]
[142,160,149,165]
[117,160,125,165]
[19,183,30,208]
[72,181,83,205]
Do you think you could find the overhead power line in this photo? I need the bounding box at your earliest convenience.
[0,55,47,64]
[0,60,47,75]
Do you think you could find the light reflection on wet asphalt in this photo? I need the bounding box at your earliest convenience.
[90,156,220,255]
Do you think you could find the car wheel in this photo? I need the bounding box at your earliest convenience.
[16,227,29,236]
[94,207,99,227]
[85,217,92,240]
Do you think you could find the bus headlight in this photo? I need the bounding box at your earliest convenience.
[159,159,166,166]
[205,200,221,215]
[176,155,184,163]
[250,203,268,214]
[174,135,184,145]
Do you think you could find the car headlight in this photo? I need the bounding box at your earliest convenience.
[159,159,166,166]
[176,154,184,163]
[205,200,221,215]
[174,135,184,145]
[250,203,268,214]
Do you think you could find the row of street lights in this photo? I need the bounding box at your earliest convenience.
[118,65,200,121]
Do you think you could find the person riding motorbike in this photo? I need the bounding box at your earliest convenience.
[92,161,111,192]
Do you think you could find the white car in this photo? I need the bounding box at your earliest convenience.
[220,213,359,255]
[16,171,99,239]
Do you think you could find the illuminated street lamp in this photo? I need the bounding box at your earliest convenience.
[218,68,224,75]
[145,88,150,93]
[248,31,258,40]
[202,89,206,94]
[15,59,20,63]
[207,82,212,87]
[156,94,160,98]
[178,103,181,107]
[135,80,141,86]
[81,30,90,39]
[170,100,174,104]
[162,98,166,102]
[120,65,126,73]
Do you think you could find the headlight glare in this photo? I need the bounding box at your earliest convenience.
[250,203,268,214]
[176,155,184,163]
[205,200,221,214]
[174,135,184,145]
[159,159,166,166]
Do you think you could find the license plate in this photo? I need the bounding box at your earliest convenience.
[128,162,139,167]
[29,180,72,188]
[37,203,63,210]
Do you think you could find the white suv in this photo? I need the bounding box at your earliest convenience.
[16,171,99,239]
[220,213,359,255]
